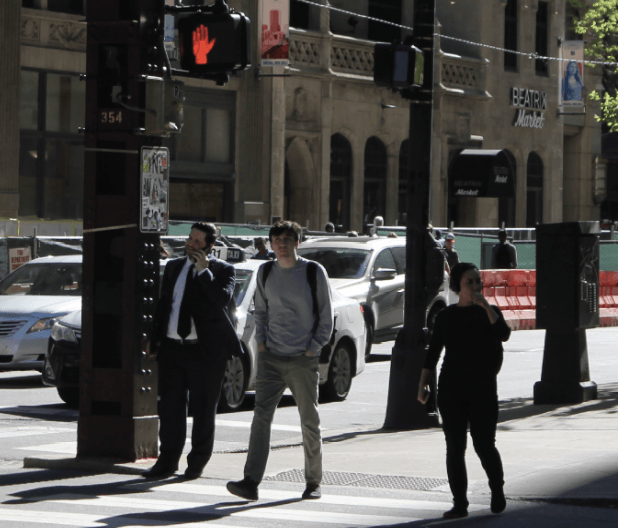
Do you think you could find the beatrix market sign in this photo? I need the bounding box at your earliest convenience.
[510,87,547,129]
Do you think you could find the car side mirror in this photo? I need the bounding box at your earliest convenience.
[373,268,397,280]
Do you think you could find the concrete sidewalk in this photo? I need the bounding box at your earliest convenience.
[24,382,618,505]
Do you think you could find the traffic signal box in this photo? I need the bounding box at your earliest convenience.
[374,42,424,91]
[177,12,251,74]
[81,0,166,460]
[534,222,600,405]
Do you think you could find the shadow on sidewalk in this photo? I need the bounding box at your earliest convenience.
[498,382,618,425]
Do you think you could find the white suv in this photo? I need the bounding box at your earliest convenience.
[298,236,451,356]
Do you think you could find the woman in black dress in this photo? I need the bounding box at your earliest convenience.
[418,262,511,519]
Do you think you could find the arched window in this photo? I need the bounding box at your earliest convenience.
[398,140,409,226]
[364,137,387,228]
[527,152,544,226]
[330,134,352,230]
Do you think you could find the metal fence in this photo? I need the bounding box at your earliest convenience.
[378,227,618,271]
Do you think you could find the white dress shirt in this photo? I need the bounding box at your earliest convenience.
[166,258,200,340]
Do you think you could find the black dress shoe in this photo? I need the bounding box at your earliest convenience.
[142,462,178,479]
[183,466,204,480]
[443,505,468,519]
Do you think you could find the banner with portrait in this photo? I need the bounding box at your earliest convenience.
[261,0,290,67]
[559,40,585,108]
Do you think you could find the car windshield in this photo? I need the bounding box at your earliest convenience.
[0,262,82,296]
[233,269,253,305]
[297,248,371,279]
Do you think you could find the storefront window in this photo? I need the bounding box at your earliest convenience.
[44,139,84,219]
[19,70,84,220]
[176,105,203,162]
[205,107,230,163]
[46,73,85,133]
[168,88,236,222]
[20,70,39,130]
[18,137,40,217]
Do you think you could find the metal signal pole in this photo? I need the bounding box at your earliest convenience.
[79,0,165,460]
[384,0,439,430]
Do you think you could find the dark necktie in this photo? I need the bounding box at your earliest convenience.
[177,264,195,339]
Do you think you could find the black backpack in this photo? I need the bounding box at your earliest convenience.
[261,260,319,332]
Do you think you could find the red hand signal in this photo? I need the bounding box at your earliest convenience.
[193,24,216,65]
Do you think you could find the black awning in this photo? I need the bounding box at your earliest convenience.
[448,149,515,198]
[602,133,618,160]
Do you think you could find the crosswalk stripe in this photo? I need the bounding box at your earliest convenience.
[0,505,253,528]
[157,482,486,512]
[43,494,414,526]
[0,505,104,527]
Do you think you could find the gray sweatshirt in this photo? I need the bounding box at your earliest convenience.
[255,257,334,356]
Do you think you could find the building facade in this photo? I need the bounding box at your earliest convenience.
[0,0,605,233]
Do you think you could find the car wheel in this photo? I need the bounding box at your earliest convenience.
[322,343,353,402]
[57,387,79,408]
[218,352,248,413]
[364,321,374,358]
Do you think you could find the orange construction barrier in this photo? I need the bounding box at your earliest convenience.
[478,269,618,330]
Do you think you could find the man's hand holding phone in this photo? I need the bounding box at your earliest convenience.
[187,247,209,272]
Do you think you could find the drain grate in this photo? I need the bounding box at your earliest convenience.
[264,469,448,491]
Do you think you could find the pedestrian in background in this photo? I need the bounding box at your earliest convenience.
[418,262,511,519]
[143,222,243,480]
[491,230,517,269]
[227,220,333,501]
[324,222,335,233]
[444,233,459,272]
[251,237,275,260]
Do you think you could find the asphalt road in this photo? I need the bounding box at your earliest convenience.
[1,328,617,527]
[1,327,617,460]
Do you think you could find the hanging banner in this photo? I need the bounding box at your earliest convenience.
[141,147,169,234]
[261,0,290,67]
[559,40,585,108]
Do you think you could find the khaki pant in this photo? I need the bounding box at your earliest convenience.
[244,350,322,485]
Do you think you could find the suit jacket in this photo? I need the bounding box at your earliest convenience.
[152,256,243,360]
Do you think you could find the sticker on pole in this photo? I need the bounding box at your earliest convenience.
[141,147,169,234]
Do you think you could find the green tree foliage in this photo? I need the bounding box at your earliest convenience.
[568,0,618,130]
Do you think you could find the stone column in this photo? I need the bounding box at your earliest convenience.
[0,0,21,217]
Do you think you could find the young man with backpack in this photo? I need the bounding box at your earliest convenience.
[227,220,333,501]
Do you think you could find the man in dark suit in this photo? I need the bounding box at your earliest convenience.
[143,222,242,480]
